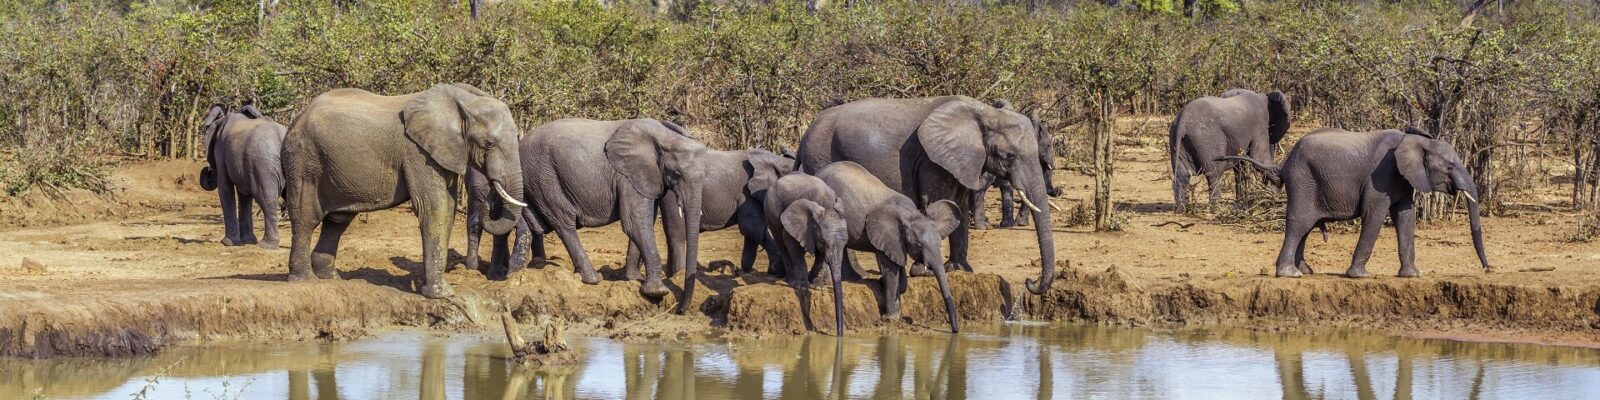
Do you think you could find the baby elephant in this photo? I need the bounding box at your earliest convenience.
[764,171,849,336]
[815,162,963,333]
[199,103,286,249]
[1233,127,1489,278]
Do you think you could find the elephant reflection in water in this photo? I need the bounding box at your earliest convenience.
[285,347,339,400]
[1269,336,1495,400]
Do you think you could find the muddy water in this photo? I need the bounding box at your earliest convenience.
[4,323,1599,399]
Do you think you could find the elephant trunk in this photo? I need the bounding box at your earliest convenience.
[1018,172,1058,296]
[1455,173,1490,272]
[928,247,959,333]
[827,241,846,336]
[482,171,525,236]
[675,181,703,314]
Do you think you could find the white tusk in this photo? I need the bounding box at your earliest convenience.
[1016,190,1044,214]
[1460,190,1478,203]
[494,182,528,207]
[1047,200,1063,212]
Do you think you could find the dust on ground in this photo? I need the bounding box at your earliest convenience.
[2,122,1598,358]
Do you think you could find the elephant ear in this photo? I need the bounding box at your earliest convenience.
[744,150,790,197]
[402,85,472,175]
[781,200,823,253]
[865,207,907,265]
[606,121,666,199]
[449,83,491,97]
[237,103,264,119]
[925,200,962,237]
[1267,91,1291,145]
[990,98,1015,111]
[1396,135,1435,192]
[918,100,988,190]
[659,120,694,139]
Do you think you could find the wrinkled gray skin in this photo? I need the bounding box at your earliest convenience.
[816,162,963,333]
[517,118,706,311]
[463,167,538,279]
[797,96,1058,295]
[199,104,286,249]
[970,100,1060,229]
[619,148,795,277]
[1232,128,1489,278]
[1169,89,1291,213]
[282,84,526,299]
[763,171,849,336]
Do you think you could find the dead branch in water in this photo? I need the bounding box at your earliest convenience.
[501,311,572,365]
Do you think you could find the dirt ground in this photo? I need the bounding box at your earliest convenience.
[3,122,1598,358]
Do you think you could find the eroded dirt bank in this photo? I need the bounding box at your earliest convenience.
[4,132,1599,358]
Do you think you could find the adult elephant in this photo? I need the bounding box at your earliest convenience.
[1168,88,1291,213]
[621,148,794,277]
[796,96,1059,295]
[970,100,1060,229]
[1231,128,1489,278]
[199,103,286,249]
[282,84,526,298]
[518,118,706,310]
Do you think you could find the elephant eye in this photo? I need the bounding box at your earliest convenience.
[482,139,495,149]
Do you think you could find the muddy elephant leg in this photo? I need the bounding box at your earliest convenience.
[507,217,530,276]
[312,212,353,280]
[286,206,321,282]
[489,229,511,280]
[998,180,1018,228]
[237,194,258,244]
[877,253,904,321]
[1276,215,1315,277]
[464,196,485,273]
[619,194,669,298]
[1392,201,1419,277]
[1345,206,1387,279]
[258,196,281,250]
[219,174,242,246]
[413,190,457,299]
[622,241,644,281]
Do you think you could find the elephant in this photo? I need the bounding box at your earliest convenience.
[282,84,526,299]
[762,170,849,335]
[814,161,963,333]
[515,118,706,309]
[462,167,533,279]
[199,103,286,249]
[618,148,796,277]
[1229,127,1489,278]
[1168,88,1291,213]
[796,96,1059,295]
[969,101,1060,229]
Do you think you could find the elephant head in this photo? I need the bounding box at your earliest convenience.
[1266,91,1292,148]
[198,104,228,191]
[744,149,796,200]
[918,98,1058,295]
[1395,134,1490,272]
[866,199,963,332]
[402,83,526,236]
[606,119,708,308]
[779,198,848,335]
[1029,109,1062,197]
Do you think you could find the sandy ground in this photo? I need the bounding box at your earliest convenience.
[2,122,1598,357]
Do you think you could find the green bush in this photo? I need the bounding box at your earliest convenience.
[0,0,1597,214]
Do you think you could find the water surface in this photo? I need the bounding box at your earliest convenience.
[4,323,1598,399]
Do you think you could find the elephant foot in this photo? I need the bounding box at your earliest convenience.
[640,278,669,299]
[787,277,812,290]
[1297,261,1314,275]
[221,237,242,246]
[998,219,1017,228]
[419,282,454,299]
[1274,266,1303,278]
[909,263,933,277]
[314,268,341,280]
[239,236,259,245]
[286,271,316,282]
[1396,268,1421,278]
[1343,267,1370,279]
[577,265,601,285]
[528,257,551,269]
[622,266,643,282]
[257,240,280,250]
[945,260,973,273]
[972,220,991,230]
[707,260,734,274]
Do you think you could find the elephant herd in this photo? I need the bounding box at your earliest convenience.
[198,85,1058,335]
[1169,89,1490,278]
[196,84,1492,336]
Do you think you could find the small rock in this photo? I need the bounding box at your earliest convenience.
[1258,268,1269,276]
[21,258,46,274]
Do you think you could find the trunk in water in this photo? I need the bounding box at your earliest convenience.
[1018,173,1058,295]
[483,173,524,236]
[676,183,703,314]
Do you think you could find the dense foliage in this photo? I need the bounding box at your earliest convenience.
[2,0,1597,213]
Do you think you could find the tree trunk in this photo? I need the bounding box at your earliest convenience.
[1092,91,1116,231]
[470,0,483,20]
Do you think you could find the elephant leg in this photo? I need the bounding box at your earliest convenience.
[287,209,322,282]
[311,212,353,280]
[551,223,600,285]
[877,253,904,321]
[998,180,1018,228]
[970,186,991,230]
[1172,164,1192,214]
[622,241,643,281]
[1275,215,1315,277]
[489,230,511,280]
[508,215,531,275]
[1205,170,1225,211]
[766,224,792,278]
[412,192,456,299]
[807,250,830,288]
[739,236,760,275]
[1345,207,1387,279]
[1295,228,1314,275]
[946,211,974,273]
[219,176,242,246]
[1393,201,1420,277]
[619,194,668,298]
[1014,182,1032,227]
[660,191,688,278]
[758,232,784,275]
[258,196,281,250]
[778,232,810,289]
[521,207,549,268]
[237,194,258,244]
[464,196,485,273]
